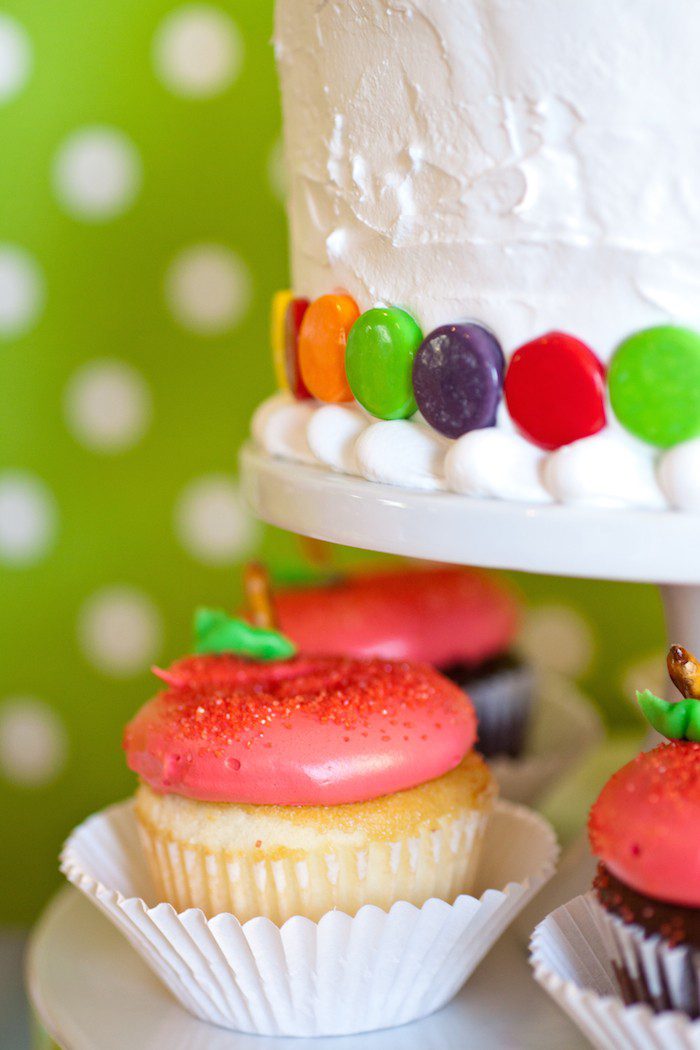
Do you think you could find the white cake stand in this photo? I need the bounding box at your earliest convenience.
[240,443,700,654]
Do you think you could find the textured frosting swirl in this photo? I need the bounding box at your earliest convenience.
[124,655,477,806]
[588,742,700,908]
[275,0,700,355]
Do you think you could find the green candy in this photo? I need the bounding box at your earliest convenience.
[194,607,297,661]
[346,307,422,419]
[637,688,700,742]
[609,326,700,447]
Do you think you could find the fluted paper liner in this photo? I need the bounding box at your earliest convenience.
[588,896,700,1017]
[471,674,534,761]
[136,806,489,924]
[61,798,557,1037]
[530,894,700,1050]
[488,673,603,805]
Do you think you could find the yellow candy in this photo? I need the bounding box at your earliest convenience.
[270,289,293,391]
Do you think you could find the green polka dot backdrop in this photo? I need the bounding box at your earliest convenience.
[0,0,664,924]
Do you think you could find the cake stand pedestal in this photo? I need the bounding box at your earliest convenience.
[240,443,700,652]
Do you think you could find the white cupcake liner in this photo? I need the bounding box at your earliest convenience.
[489,672,603,805]
[531,893,700,1050]
[60,798,557,1037]
[588,896,700,1018]
[468,664,534,758]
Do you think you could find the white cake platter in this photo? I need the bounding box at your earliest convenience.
[240,443,700,586]
[241,442,700,658]
[27,886,586,1050]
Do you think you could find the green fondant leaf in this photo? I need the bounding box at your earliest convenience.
[637,689,694,740]
[194,607,297,661]
[686,699,700,743]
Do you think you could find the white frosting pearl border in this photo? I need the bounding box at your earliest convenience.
[251,394,700,512]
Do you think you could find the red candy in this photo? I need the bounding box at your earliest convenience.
[504,331,606,450]
[285,297,311,400]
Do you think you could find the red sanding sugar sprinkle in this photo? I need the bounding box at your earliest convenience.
[151,654,469,743]
[589,740,700,856]
[625,740,700,799]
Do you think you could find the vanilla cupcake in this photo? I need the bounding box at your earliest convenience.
[123,608,495,924]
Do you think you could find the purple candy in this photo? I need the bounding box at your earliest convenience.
[412,323,505,438]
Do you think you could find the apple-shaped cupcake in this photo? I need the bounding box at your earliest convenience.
[124,569,496,924]
[62,567,558,1037]
[588,645,700,1017]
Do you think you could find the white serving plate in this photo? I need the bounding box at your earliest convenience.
[240,443,700,585]
[27,887,587,1049]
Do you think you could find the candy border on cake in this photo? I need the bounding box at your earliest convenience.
[258,290,700,512]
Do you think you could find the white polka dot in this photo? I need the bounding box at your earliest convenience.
[267,137,287,202]
[165,244,251,334]
[53,126,141,221]
[154,4,243,98]
[0,245,44,338]
[622,651,666,706]
[0,471,56,566]
[64,359,151,452]
[0,15,31,103]
[518,603,595,678]
[78,587,162,677]
[0,698,67,787]
[175,474,259,564]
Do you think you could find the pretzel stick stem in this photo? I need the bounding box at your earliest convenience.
[667,644,700,699]
[244,562,278,629]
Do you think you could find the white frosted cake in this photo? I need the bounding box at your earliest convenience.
[252,0,700,512]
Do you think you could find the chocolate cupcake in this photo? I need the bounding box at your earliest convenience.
[587,645,700,1017]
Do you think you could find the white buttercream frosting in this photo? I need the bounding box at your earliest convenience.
[275,0,700,356]
[306,403,368,474]
[659,438,700,512]
[251,400,677,508]
[542,430,667,509]
[445,429,551,504]
[354,419,448,491]
[251,392,290,447]
[262,3,700,514]
[252,394,316,464]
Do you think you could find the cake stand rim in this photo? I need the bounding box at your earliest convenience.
[240,442,700,586]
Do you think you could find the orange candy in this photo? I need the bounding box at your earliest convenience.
[298,293,359,402]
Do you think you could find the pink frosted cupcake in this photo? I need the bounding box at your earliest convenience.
[587,645,700,1017]
[123,601,495,924]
